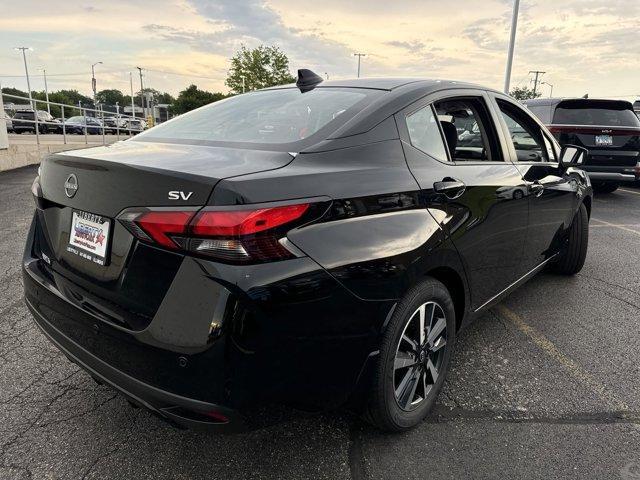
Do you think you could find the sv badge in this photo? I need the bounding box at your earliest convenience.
[168,191,194,201]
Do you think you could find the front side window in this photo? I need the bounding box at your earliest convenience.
[498,100,550,162]
[405,104,448,162]
[136,87,380,148]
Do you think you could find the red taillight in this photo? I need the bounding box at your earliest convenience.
[548,125,640,136]
[118,203,312,263]
[191,204,309,236]
[135,210,195,249]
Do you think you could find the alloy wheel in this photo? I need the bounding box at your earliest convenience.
[393,301,448,411]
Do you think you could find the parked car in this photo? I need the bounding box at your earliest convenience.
[61,116,103,135]
[12,109,59,134]
[4,110,13,133]
[24,72,592,433]
[524,98,640,193]
[124,118,146,132]
[103,116,127,134]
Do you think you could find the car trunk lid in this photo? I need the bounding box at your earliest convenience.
[35,140,294,326]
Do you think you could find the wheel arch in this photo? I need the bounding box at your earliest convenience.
[582,195,592,219]
[424,266,466,332]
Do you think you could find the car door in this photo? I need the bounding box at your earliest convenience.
[396,89,530,311]
[490,94,578,271]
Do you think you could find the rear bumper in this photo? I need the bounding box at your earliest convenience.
[25,289,245,431]
[23,211,389,430]
[580,165,639,183]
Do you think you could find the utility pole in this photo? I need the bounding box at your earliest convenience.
[136,66,144,118]
[503,0,520,93]
[0,80,8,150]
[129,72,135,119]
[529,70,546,96]
[353,53,367,78]
[38,68,50,114]
[15,47,33,109]
[241,75,246,93]
[91,61,102,113]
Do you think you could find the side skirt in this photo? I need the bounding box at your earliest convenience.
[473,254,558,313]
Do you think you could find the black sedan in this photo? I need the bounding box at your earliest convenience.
[24,71,592,432]
[61,116,104,135]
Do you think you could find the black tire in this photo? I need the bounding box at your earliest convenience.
[366,278,456,432]
[553,202,588,275]
[593,182,618,194]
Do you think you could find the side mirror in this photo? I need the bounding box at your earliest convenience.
[559,144,588,168]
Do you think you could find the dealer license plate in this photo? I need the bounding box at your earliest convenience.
[67,210,111,265]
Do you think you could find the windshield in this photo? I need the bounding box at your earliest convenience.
[136,87,380,148]
[553,100,640,127]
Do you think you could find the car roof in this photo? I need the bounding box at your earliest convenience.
[266,77,494,93]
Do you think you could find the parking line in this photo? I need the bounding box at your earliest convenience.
[590,224,640,228]
[591,217,640,236]
[494,304,630,413]
[619,189,640,196]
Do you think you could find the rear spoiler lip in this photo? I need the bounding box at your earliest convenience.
[546,124,640,134]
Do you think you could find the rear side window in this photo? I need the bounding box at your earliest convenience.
[406,104,448,162]
[553,100,640,127]
[434,97,502,162]
[137,87,380,147]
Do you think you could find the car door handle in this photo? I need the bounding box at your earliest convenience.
[528,182,544,197]
[434,178,466,199]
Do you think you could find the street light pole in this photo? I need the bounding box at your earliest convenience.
[353,53,367,78]
[130,72,135,119]
[136,66,144,119]
[38,68,50,114]
[15,47,33,109]
[91,61,102,112]
[541,81,554,98]
[503,0,520,93]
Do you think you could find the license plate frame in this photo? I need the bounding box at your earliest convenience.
[595,134,613,146]
[67,210,112,266]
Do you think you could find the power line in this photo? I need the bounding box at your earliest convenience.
[0,70,127,78]
[1,68,220,80]
[143,68,221,80]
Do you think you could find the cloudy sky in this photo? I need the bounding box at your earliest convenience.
[0,0,638,100]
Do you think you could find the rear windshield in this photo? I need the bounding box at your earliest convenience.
[525,104,553,124]
[553,100,640,127]
[136,87,380,148]
[14,111,34,119]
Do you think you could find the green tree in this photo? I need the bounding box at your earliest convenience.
[509,86,542,101]
[2,86,29,99]
[96,89,125,107]
[170,85,227,115]
[225,45,295,94]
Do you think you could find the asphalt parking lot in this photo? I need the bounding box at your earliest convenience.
[1,165,639,479]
